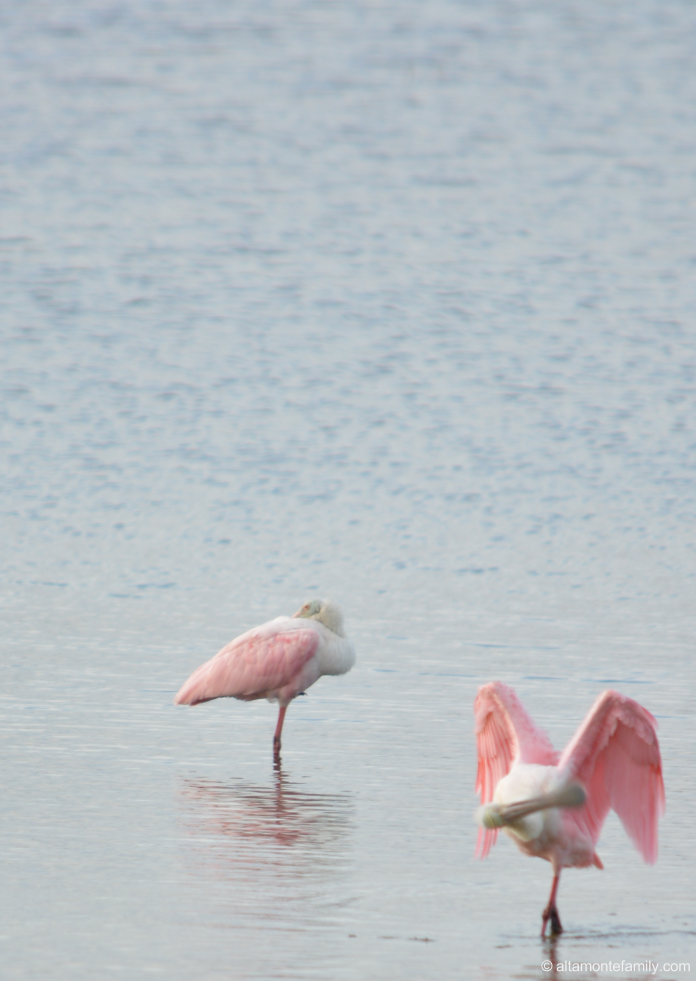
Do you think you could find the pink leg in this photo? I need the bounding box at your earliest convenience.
[273,706,287,761]
[541,873,563,937]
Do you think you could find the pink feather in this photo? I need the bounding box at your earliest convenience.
[474,681,559,858]
[557,690,665,863]
[175,619,320,706]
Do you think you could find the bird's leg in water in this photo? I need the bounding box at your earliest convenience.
[273,705,287,761]
[541,873,563,936]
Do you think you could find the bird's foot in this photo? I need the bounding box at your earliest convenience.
[541,903,563,937]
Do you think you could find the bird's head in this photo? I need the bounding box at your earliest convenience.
[292,598,345,637]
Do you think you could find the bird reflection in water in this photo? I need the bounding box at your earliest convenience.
[177,770,353,883]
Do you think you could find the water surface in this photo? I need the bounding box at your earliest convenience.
[1,1,695,979]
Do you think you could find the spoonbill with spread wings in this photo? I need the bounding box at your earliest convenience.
[475,682,665,936]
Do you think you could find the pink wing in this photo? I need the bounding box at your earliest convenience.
[558,690,665,863]
[174,619,319,706]
[475,681,559,858]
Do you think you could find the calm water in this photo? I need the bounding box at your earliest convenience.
[1,1,695,979]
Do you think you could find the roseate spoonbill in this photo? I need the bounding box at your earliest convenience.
[474,682,665,936]
[175,599,355,760]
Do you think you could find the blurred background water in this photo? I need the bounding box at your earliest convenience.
[1,1,695,979]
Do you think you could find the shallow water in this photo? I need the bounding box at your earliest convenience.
[1,1,695,979]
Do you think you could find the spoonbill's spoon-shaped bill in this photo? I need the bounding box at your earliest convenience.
[175,599,355,761]
[474,682,665,936]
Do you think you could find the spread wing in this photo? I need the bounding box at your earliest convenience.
[475,681,559,858]
[174,618,319,706]
[558,690,665,862]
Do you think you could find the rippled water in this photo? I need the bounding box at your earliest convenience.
[1,1,695,979]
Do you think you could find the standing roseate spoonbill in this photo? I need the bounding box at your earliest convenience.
[474,682,665,936]
[175,599,355,761]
